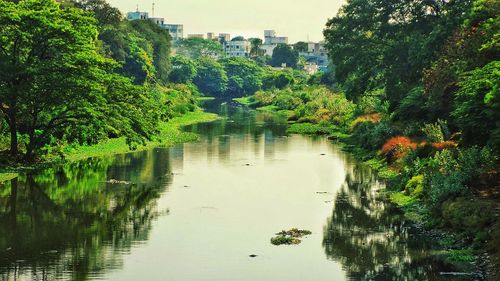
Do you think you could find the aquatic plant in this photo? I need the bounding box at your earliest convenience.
[270,228,312,245]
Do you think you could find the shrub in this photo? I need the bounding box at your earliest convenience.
[381,136,418,162]
[442,198,495,236]
[254,90,276,105]
[432,141,458,151]
[422,119,450,143]
[424,147,496,207]
[350,113,382,129]
[405,175,424,198]
[351,121,395,150]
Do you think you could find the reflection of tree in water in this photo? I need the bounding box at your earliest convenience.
[323,163,460,281]
[0,149,173,280]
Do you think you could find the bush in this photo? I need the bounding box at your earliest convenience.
[432,141,458,151]
[442,198,495,239]
[424,147,496,207]
[381,136,418,162]
[422,119,450,143]
[351,121,395,150]
[405,175,424,198]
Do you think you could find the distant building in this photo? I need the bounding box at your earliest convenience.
[127,11,149,20]
[264,30,288,45]
[218,33,231,43]
[303,62,319,75]
[188,34,205,39]
[299,42,329,71]
[206,32,216,40]
[224,39,251,57]
[261,30,288,56]
[149,17,165,26]
[126,10,183,41]
[163,24,184,41]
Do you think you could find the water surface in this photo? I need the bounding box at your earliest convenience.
[0,102,466,280]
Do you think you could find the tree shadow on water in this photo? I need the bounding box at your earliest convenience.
[323,164,469,281]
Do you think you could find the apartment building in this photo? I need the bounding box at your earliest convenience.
[224,39,251,57]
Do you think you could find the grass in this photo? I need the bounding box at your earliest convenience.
[0,111,219,183]
[287,123,339,135]
[389,192,417,207]
[233,96,259,107]
[256,105,279,112]
[197,96,216,101]
[65,111,219,162]
[446,249,476,263]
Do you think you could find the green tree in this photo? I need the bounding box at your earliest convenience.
[168,55,197,84]
[220,57,263,96]
[249,38,264,57]
[293,41,308,52]
[71,0,122,27]
[193,57,228,96]
[452,61,500,149]
[174,38,224,59]
[0,0,106,158]
[0,0,159,159]
[128,20,172,84]
[323,0,473,103]
[270,44,299,69]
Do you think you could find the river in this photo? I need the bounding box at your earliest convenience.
[0,101,469,280]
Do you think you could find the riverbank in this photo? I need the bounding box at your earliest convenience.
[234,95,499,279]
[0,111,219,182]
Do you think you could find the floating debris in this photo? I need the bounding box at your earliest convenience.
[42,250,58,254]
[271,228,312,245]
[316,191,328,194]
[248,254,258,258]
[106,179,131,185]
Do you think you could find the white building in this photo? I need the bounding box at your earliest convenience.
[299,42,329,71]
[224,39,251,57]
[264,30,288,45]
[206,32,216,40]
[187,34,205,39]
[126,10,183,41]
[162,24,184,41]
[127,11,148,20]
[261,30,289,56]
[149,17,165,26]
[218,33,231,43]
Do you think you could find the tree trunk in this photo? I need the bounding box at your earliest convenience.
[8,110,18,157]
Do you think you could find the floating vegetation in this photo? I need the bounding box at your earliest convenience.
[106,179,131,185]
[270,228,312,245]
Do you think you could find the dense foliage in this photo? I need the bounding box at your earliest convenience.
[238,0,499,264]
[320,0,499,260]
[0,0,199,161]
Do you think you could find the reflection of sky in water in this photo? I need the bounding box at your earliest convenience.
[0,105,468,281]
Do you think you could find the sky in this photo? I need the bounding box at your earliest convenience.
[107,0,345,43]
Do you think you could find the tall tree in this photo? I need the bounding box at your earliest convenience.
[192,57,228,96]
[0,0,157,159]
[174,38,223,59]
[168,55,197,84]
[249,38,264,57]
[220,57,263,96]
[323,0,473,104]
[0,0,105,157]
[270,44,299,69]
[293,41,308,52]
